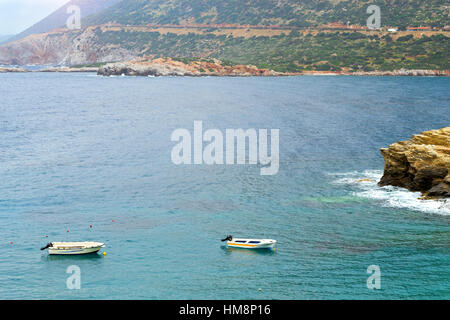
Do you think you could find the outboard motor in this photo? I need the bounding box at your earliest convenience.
[221,235,233,242]
[40,242,53,251]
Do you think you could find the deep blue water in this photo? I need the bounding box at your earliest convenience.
[0,73,449,299]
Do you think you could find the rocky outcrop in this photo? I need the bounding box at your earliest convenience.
[378,127,450,198]
[98,57,283,77]
[0,67,28,72]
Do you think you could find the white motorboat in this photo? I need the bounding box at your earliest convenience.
[41,242,105,255]
[221,235,276,250]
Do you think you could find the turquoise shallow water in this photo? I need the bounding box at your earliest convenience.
[0,73,449,299]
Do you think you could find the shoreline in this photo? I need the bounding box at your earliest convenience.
[1,66,449,77]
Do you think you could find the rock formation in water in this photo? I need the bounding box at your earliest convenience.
[378,127,450,198]
[97,57,282,77]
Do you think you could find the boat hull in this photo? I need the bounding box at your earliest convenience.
[48,246,103,255]
[227,240,276,250]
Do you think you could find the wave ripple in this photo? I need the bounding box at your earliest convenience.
[331,170,450,215]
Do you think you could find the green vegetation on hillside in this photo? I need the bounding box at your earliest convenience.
[94,28,450,72]
[71,62,110,68]
[87,0,450,28]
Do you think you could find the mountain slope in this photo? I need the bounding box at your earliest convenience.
[0,0,448,71]
[7,0,122,43]
[1,25,448,72]
[0,35,14,44]
[86,0,450,28]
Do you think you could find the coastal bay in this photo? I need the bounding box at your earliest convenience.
[1,73,449,299]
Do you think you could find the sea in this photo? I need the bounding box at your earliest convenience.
[0,72,449,299]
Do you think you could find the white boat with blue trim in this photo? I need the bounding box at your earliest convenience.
[221,235,276,250]
[41,242,105,255]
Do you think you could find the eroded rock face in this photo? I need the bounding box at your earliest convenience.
[378,127,450,198]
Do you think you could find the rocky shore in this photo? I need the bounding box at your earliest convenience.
[302,69,450,76]
[0,63,448,77]
[0,66,27,73]
[0,66,98,73]
[97,58,282,77]
[378,127,450,199]
[350,69,450,76]
[39,67,99,73]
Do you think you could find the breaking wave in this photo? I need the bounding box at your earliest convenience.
[330,170,450,216]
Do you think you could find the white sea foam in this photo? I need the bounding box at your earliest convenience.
[331,170,450,215]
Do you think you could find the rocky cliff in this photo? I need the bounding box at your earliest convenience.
[378,127,450,198]
[97,57,283,77]
[0,26,137,66]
